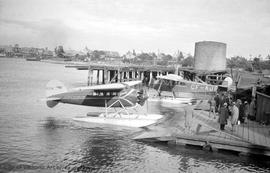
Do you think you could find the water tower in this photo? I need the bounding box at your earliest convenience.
[194,41,226,71]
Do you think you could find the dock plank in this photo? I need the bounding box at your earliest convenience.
[194,110,270,147]
[133,106,270,157]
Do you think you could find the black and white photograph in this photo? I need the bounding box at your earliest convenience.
[0,0,270,172]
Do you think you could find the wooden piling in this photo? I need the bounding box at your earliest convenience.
[66,63,176,85]
[104,68,108,84]
[87,66,93,86]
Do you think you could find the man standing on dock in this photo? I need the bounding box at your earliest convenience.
[244,101,249,123]
[231,102,239,131]
[218,93,226,110]
[184,103,194,133]
[249,97,256,121]
[208,97,216,118]
[214,93,220,112]
[218,103,229,130]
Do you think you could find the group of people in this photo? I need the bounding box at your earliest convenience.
[208,92,256,131]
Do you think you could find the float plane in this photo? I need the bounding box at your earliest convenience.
[152,74,218,102]
[46,80,162,127]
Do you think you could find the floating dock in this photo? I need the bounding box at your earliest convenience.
[133,104,270,157]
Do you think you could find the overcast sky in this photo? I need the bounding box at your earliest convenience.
[0,0,269,58]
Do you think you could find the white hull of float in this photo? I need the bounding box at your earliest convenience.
[73,113,163,128]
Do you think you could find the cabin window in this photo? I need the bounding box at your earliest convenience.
[92,91,119,96]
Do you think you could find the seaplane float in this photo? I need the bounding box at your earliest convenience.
[46,80,163,128]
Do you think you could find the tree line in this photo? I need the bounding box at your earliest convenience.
[227,55,270,72]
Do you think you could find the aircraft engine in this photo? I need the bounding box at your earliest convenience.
[137,89,148,106]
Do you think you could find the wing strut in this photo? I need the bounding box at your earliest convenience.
[103,99,130,118]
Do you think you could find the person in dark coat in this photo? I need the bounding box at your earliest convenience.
[244,101,249,123]
[219,102,229,130]
[214,93,220,112]
[219,93,226,110]
[238,99,245,123]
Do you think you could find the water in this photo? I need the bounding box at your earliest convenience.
[0,58,269,173]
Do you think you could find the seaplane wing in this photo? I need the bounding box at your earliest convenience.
[46,80,144,108]
[157,74,216,86]
[157,74,184,81]
[71,80,142,92]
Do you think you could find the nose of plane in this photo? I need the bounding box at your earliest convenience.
[137,89,148,106]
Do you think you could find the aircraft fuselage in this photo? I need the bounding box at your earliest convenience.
[49,88,139,107]
[153,79,218,100]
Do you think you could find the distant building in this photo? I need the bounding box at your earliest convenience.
[124,51,136,59]
[42,48,54,59]
[0,45,13,56]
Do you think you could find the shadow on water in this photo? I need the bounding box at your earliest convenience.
[42,117,59,129]
[41,116,71,129]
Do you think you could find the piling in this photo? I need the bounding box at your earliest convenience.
[66,63,175,85]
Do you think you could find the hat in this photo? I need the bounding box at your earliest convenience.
[244,101,248,104]
[232,102,236,105]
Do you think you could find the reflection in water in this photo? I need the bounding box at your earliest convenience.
[43,117,64,129]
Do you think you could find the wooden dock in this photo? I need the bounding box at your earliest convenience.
[133,105,270,157]
[65,62,270,157]
[66,63,175,86]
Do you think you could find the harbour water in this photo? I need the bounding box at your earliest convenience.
[0,58,269,172]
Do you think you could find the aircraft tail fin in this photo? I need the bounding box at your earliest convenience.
[46,80,67,108]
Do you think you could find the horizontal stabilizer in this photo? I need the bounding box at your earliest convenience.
[46,80,66,108]
[46,97,61,108]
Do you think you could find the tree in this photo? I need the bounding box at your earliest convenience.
[55,45,65,58]
[227,56,252,71]
[267,54,270,60]
[181,54,194,67]
[162,54,173,62]
[91,50,105,60]
[136,53,154,61]
[176,51,184,63]
[252,57,261,71]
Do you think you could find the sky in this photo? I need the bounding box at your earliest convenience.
[0,0,269,58]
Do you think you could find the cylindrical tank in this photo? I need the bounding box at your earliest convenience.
[194,41,226,71]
